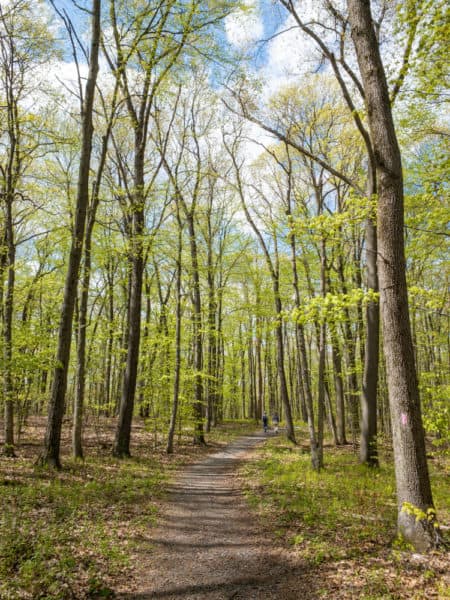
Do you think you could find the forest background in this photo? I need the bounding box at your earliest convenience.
[0,0,448,597]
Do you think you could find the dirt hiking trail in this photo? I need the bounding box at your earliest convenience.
[115,433,315,599]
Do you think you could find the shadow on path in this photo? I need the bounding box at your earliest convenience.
[114,433,316,599]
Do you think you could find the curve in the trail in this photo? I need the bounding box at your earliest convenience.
[115,433,312,600]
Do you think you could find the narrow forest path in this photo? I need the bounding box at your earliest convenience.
[114,433,315,599]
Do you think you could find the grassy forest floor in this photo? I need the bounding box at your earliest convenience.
[241,433,450,599]
[0,418,449,599]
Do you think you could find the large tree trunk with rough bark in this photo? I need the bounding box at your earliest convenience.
[348,0,438,550]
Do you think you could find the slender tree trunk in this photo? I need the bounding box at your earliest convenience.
[248,333,255,419]
[330,322,347,445]
[213,286,225,426]
[138,275,151,419]
[113,120,147,457]
[274,289,296,443]
[337,256,360,446]
[73,89,116,458]
[317,321,326,467]
[255,313,264,421]
[42,0,100,468]
[324,379,338,445]
[265,330,275,416]
[239,324,246,418]
[73,237,90,460]
[348,0,438,549]
[167,219,183,454]
[104,258,115,414]
[360,173,379,466]
[205,233,216,433]
[316,237,328,468]
[3,200,15,456]
[186,213,205,445]
[290,229,319,466]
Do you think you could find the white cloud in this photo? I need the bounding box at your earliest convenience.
[260,12,323,101]
[225,4,264,50]
[241,121,275,163]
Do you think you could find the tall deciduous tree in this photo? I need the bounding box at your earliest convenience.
[347,0,439,550]
[107,0,185,457]
[158,88,209,446]
[0,0,56,457]
[42,0,100,468]
[73,82,119,459]
[108,0,234,455]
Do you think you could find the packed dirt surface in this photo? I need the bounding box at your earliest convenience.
[114,433,314,599]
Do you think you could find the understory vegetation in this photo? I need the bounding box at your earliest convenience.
[1,420,448,599]
[0,419,252,599]
[242,430,450,599]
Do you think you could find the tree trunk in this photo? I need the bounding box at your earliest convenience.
[316,237,328,468]
[274,289,296,443]
[3,200,15,457]
[239,324,246,418]
[317,321,326,468]
[113,192,145,457]
[41,0,100,468]
[186,213,205,445]
[337,255,360,446]
[290,225,319,466]
[360,180,379,466]
[205,227,216,433]
[324,379,338,446]
[330,322,347,445]
[348,0,438,550]
[255,312,264,422]
[167,219,183,454]
[104,257,115,415]
[73,89,116,458]
[113,116,147,457]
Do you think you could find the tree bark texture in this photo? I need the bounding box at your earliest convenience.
[348,0,436,550]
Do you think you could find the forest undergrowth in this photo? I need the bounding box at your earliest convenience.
[1,419,449,599]
[241,428,450,600]
[0,417,250,599]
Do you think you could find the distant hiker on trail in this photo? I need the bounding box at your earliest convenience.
[262,411,268,433]
[272,412,279,434]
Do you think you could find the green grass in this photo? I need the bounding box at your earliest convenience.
[206,419,259,444]
[0,419,259,599]
[242,433,450,566]
[0,455,166,599]
[2,422,447,599]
